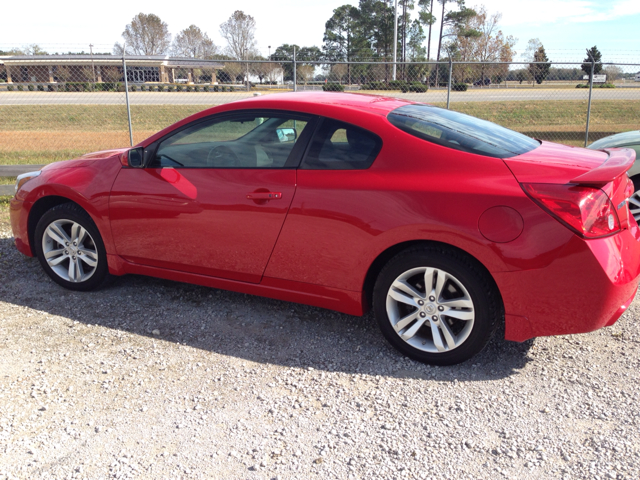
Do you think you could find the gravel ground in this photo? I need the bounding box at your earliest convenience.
[0,203,639,480]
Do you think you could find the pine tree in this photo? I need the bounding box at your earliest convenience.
[581,46,603,78]
[529,46,551,85]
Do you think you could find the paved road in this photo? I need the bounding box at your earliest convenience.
[0,165,45,176]
[1,88,639,105]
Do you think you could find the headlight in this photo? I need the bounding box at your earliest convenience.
[15,170,42,193]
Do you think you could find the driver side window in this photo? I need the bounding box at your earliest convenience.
[150,114,310,169]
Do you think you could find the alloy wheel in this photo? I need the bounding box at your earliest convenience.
[385,266,475,354]
[41,219,99,283]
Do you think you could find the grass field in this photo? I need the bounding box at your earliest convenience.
[1,101,639,165]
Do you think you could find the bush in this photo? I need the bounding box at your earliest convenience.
[322,83,345,92]
[176,85,183,92]
[47,84,56,92]
[130,85,137,92]
[388,80,409,90]
[401,82,428,93]
[410,82,428,93]
[452,83,468,91]
[37,84,45,91]
[167,85,175,92]
[229,86,234,92]
[7,85,14,91]
[64,82,90,92]
[157,85,164,92]
[576,83,615,88]
[17,85,24,91]
[202,86,209,92]
[186,85,193,92]
[27,84,35,91]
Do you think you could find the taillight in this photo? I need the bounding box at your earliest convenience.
[522,183,621,238]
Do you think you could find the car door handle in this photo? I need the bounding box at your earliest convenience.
[246,192,282,200]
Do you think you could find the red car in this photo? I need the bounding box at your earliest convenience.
[10,92,640,365]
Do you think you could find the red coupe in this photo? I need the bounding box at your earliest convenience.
[10,92,640,365]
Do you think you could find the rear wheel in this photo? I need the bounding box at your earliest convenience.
[373,246,501,365]
[34,203,108,291]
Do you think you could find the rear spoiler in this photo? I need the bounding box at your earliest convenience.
[571,148,636,186]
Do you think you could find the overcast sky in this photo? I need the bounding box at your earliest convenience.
[3,0,640,62]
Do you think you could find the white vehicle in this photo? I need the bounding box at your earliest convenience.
[635,73,640,82]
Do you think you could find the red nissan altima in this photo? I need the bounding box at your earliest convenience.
[10,92,640,365]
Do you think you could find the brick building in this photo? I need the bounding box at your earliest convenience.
[0,55,223,84]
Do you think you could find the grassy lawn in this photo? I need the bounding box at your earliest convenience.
[1,100,639,165]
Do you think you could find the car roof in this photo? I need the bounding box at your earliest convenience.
[588,130,640,149]
[226,91,416,117]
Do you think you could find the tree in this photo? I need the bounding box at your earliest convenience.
[528,45,551,85]
[522,38,542,62]
[323,5,364,84]
[297,65,315,85]
[603,65,623,82]
[418,0,436,60]
[115,13,171,55]
[220,10,258,86]
[434,1,478,85]
[271,44,322,81]
[220,10,257,60]
[172,25,219,58]
[406,19,429,81]
[449,6,513,85]
[581,46,603,78]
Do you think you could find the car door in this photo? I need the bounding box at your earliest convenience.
[109,111,315,284]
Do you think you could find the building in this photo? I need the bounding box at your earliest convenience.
[0,55,224,84]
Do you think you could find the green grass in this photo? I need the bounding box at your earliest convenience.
[0,100,638,165]
[0,105,213,131]
[0,177,16,186]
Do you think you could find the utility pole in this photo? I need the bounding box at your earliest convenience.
[392,0,398,81]
[89,43,96,83]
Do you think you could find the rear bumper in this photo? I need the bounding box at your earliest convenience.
[496,225,640,342]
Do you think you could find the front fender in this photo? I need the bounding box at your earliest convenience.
[13,157,123,256]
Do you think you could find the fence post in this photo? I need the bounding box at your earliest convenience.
[122,53,134,147]
[293,47,297,92]
[447,59,453,110]
[584,52,595,147]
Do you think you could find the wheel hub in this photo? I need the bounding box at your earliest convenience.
[424,303,437,315]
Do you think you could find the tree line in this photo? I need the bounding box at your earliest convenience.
[1,4,629,86]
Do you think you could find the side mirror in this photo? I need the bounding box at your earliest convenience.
[276,128,297,143]
[128,147,144,168]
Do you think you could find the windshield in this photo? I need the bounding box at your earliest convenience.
[387,104,539,159]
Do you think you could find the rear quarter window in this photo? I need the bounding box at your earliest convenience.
[387,104,539,159]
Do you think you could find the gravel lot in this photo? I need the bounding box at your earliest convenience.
[1,203,639,480]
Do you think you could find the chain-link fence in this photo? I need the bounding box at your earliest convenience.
[1,55,639,169]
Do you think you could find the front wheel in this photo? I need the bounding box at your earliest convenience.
[34,203,108,291]
[373,246,502,365]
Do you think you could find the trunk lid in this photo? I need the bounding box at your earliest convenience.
[503,141,610,184]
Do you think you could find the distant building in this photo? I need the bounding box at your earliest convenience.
[0,55,224,84]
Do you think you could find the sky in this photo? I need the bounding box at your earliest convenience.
[2,0,640,63]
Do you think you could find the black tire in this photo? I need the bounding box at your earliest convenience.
[629,175,640,223]
[373,245,502,366]
[34,203,109,291]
